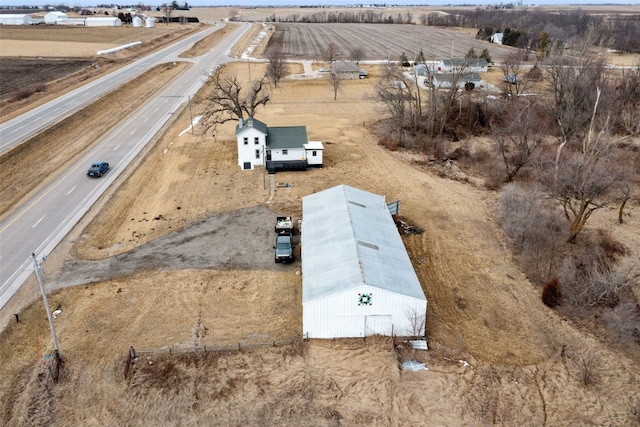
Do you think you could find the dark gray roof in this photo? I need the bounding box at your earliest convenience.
[235,117,268,135]
[442,58,488,68]
[331,60,361,73]
[267,126,308,149]
[436,73,482,82]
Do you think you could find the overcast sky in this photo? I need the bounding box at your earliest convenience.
[0,0,636,7]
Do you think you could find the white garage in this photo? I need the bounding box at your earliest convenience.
[301,185,427,339]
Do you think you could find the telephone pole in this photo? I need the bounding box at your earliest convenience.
[32,253,60,356]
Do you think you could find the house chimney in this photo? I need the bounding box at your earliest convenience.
[239,118,243,128]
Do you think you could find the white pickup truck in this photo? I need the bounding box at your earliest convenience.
[275,216,294,235]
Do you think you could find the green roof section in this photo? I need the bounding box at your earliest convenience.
[235,117,268,135]
[267,126,308,149]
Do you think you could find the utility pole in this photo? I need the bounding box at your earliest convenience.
[32,253,60,357]
[188,95,194,135]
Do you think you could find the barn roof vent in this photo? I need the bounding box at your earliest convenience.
[357,240,379,250]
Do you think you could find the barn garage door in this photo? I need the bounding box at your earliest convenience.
[365,315,392,336]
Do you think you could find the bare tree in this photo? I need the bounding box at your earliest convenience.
[545,149,620,243]
[375,66,415,144]
[349,46,365,65]
[161,3,172,24]
[500,51,532,98]
[612,61,640,136]
[546,56,609,174]
[328,69,342,101]
[493,100,544,182]
[323,42,341,64]
[199,68,270,134]
[264,42,286,88]
[575,256,640,306]
[404,307,426,337]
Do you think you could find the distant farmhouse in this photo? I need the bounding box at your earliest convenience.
[331,60,367,80]
[235,117,323,173]
[433,73,482,90]
[439,58,488,73]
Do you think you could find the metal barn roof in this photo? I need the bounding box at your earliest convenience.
[302,185,426,303]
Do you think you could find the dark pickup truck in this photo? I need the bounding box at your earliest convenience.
[274,234,294,263]
[87,161,109,177]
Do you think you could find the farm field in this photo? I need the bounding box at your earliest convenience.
[1,11,640,426]
[269,23,517,61]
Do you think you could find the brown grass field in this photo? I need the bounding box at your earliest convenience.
[1,11,640,426]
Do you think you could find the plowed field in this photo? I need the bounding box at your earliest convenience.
[268,23,517,61]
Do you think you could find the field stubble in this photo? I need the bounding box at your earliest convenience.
[0,19,639,426]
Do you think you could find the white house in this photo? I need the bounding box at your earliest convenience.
[302,185,427,339]
[439,58,489,73]
[0,14,33,25]
[491,33,504,45]
[235,117,323,172]
[433,73,483,90]
[44,11,67,24]
[331,60,364,80]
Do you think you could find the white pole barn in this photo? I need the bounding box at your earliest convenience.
[301,185,427,339]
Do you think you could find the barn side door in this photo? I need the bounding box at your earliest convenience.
[364,315,392,336]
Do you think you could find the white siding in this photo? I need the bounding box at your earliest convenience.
[237,127,266,169]
[268,146,305,162]
[0,14,32,25]
[304,141,324,166]
[303,286,426,338]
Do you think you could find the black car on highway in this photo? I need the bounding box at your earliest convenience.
[87,161,109,177]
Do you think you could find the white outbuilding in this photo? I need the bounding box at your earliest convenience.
[0,14,33,25]
[131,16,143,27]
[44,11,68,24]
[302,185,427,339]
[85,17,122,27]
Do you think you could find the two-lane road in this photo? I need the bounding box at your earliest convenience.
[0,22,251,310]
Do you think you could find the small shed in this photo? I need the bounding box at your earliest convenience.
[85,17,122,27]
[302,185,427,339]
[44,11,67,24]
[131,16,143,27]
[304,141,324,167]
[0,14,33,25]
[145,16,155,27]
[331,60,362,80]
[491,33,504,45]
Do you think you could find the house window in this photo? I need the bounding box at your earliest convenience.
[312,150,317,157]
[254,137,259,145]
[282,149,288,155]
[255,149,260,159]
[243,137,248,145]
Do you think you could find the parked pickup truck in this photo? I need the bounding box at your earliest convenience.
[275,216,294,234]
[274,234,294,263]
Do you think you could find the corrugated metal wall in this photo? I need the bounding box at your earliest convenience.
[303,286,426,338]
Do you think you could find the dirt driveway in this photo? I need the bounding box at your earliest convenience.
[50,205,299,290]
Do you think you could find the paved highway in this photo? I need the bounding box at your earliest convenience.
[0,24,241,154]
[0,22,251,310]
